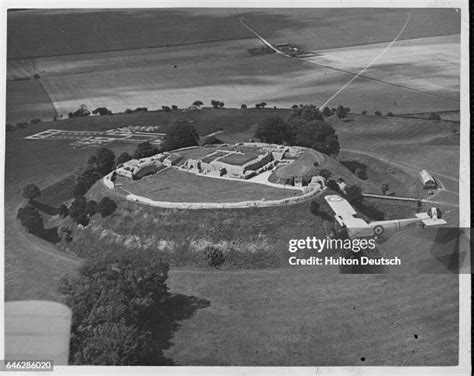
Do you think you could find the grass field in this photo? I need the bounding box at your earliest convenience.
[164,270,458,366]
[118,168,301,203]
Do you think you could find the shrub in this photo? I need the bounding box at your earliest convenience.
[22,183,41,200]
[386,112,394,117]
[97,197,117,217]
[30,118,42,124]
[374,111,382,116]
[16,122,28,128]
[206,247,225,268]
[6,124,15,131]
[58,226,73,243]
[33,73,40,79]
[92,107,112,116]
[17,206,44,235]
[319,169,332,180]
[124,108,133,114]
[361,110,367,115]
[69,196,88,224]
[326,179,340,192]
[162,106,171,112]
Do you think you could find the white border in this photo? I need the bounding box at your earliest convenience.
[0,1,470,375]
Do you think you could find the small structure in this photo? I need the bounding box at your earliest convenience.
[116,154,166,179]
[419,169,438,189]
[163,154,183,167]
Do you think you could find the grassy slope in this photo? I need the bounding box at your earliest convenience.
[165,270,458,366]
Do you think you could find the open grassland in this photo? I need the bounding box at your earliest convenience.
[165,271,458,366]
[118,168,301,203]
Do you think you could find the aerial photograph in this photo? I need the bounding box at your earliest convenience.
[2,4,470,373]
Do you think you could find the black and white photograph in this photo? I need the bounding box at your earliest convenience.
[1,1,470,375]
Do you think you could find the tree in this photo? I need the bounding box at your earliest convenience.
[116,152,133,167]
[59,248,170,365]
[69,196,88,224]
[293,120,339,156]
[300,105,323,121]
[86,200,98,217]
[255,102,267,109]
[322,106,333,117]
[58,204,69,218]
[381,183,390,195]
[88,148,116,175]
[74,168,102,197]
[162,121,199,151]
[254,117,291,144]
[171,105,178,110]
[161,106,171,112]
[386,112,394,117]
[30,118,42,124]
[326,179,340,192]
[345,185,364,207]
[192,100,203,107]
[240,104,247,109]
[92,107,112,116]
[17,206,44,235]
[206,247,225,268]
[97,197,117,217]
[22,183,41,201]
[374,111,382,116]
[6,124,15,132]
[336,105,349,119]
[210,100,224,109]
[133,141,159,159]
[33,73,40,79]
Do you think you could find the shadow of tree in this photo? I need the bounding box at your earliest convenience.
[42,226,60,244]
[141,293,211,365]
[30,199,59,215]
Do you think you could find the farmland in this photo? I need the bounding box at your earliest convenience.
[6,8,460,124]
